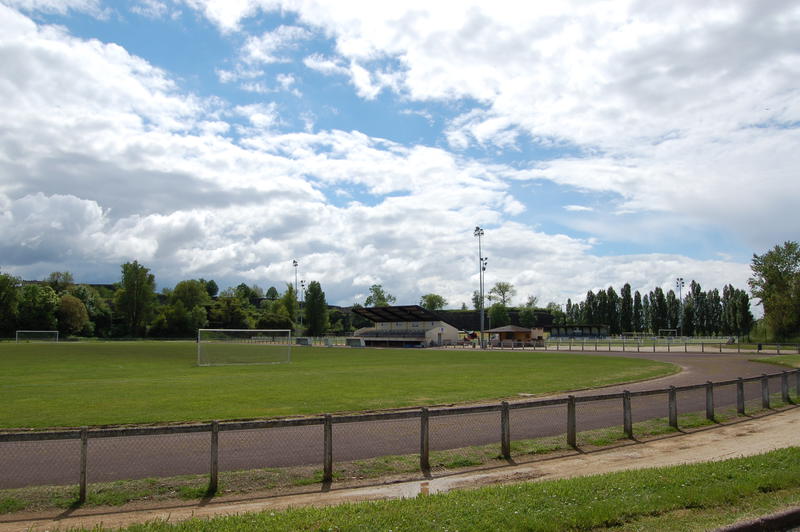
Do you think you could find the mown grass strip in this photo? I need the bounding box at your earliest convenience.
[107,447,800,531]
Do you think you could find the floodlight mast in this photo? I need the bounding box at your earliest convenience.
[676,277,685,337]
[474,226,487,348]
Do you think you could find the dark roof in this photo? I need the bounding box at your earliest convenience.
[352,305,458,328]
[437,309,555,331]
[485,325,533,333]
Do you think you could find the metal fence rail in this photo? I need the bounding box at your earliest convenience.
[1,369,798,501]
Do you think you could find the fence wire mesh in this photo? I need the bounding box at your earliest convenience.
[429,410,501,471]
[216,423,325,490]
[332,417,420,480]
[711,382,740,422]
[88,432,209,484]
[743,379,765,414]
[674,387,714,430]
[576,397,625,448]
[0,438,80,489]
[630,392,672,439]
[509,402,567,462]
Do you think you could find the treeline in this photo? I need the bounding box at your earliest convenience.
[564,281,753,337]
[0,261,363,338]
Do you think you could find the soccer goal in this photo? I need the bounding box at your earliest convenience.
[197,329,292,366]
[658,329,678,337]
[16,330,59,343]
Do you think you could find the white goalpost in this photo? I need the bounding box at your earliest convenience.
[16,330,59,343]
[197,329,292,366]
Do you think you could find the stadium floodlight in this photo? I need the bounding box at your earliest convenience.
[474,226,487,348]
[16,330,59,343]
[197,329,292,366]
[676,277,685,337]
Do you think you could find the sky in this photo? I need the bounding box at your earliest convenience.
[0,0,798,310]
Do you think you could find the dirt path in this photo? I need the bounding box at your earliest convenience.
[3,407,798,532]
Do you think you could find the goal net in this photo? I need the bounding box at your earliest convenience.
[658,329,678,337]
[16,330,59,343]
[197,329,292,366]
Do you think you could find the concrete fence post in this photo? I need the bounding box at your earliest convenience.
[500,401,511,459]
[705,381,714,421]
[796,370,800,398]
[594,341,597,352]
[623,391,633,439]
[323,414,333,483]
[420,408,430,471]
[79,426,88,504]
[684,342,687,353]
[737,342,740,353]
[719,343,722,353]
[777,344,781,355]
[667,341,670,353]
[637,342,640,353]
[209,420,219,493]
[701,342,705,353]
[761,374,770,410]
[652,341,656,353]
[567,396,577,448]
[668,387,678,429]
[737,378,745,415]
[781,372,790,404]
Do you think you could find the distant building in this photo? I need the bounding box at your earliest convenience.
[350,305,460,347]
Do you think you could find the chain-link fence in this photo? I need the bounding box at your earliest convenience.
[1,369,798,500]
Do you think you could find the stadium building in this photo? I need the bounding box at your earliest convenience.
[350,305,460,347]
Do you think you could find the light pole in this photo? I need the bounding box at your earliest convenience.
[292,260,298,295]
[676,277,684,337]
[300,279,305,327]
[474,227,488,348]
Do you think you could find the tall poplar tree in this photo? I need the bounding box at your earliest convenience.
[304,281,329,336]
[114,260,156,336]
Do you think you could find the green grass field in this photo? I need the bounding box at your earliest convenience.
[114,447,800,531]
[0,341,675,428]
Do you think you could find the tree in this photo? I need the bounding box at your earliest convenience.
[620,284,633,333]
[545,302,566,326]
[488,302,510,327]
[488,282,516,306]
[606,286,620,335]
[279,283,297,322]
[523,294,539,308]
[172,280,211,310]
[472,290,483,311]
[364,284,396,307]
[666,289,680,330]
[114,260,156,336]
[57,294,89,336]
[420,293,447,311]
[19,284,59,330]
[0,272,21,335]
[210,296,250,329]
[266,286,279,300]
[304,281,328,336]
[46,271,74,294]
[749,241,800,339]
[633,291,643,332]
[69,284,111,337]
[650,288,667,333]
[202,279,219,298]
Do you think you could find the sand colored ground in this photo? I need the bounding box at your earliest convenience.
[2,406,798,532]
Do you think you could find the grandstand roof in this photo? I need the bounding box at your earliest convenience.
[352,305,458,328]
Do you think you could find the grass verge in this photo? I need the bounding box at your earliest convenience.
[102,446,800,531]
[751,354,800,368]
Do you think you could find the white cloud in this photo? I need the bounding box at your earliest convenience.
[183,1,800,252]
[241,24,311,64]
[564,205,593,212]
[0,4,761,310]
